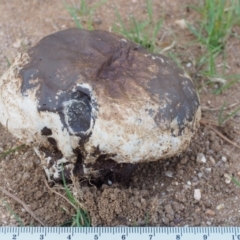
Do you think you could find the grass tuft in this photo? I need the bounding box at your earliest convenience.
[63,0,108,30]
[113,0,164,53]
[188,0,240,49]
[218,101,240,126]
[60,163,91,227]
[187,0,240,77]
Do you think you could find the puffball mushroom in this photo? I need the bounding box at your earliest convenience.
[0,28,201,183]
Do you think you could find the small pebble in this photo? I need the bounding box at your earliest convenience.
[13,39,22,48]
[195,207,201,213]
[187,181,191,186]
[192,176,198,183]
[205,209,215,216]
[165,171,173,178]
[198,172,203,178]
[194,189,201,201]
[216,203,225,210]
[174,19,187,29]
[196,153,206,163]
[221,156,227,162]
[209,156,215,165]
[172,181,179,186]
[205,168,212,173]
[224,174,231,184]
[186,62,192,68]
[183,184,191,190]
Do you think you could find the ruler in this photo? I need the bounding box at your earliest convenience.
[0,227,240,240]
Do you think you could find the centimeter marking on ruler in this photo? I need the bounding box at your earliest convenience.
[0,227,240,240]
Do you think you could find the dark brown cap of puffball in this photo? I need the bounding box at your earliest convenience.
[19,28,200,140]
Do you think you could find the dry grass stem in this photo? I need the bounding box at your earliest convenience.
[43,178,77,210]
[0,187,45,226]
[200,120,240,150]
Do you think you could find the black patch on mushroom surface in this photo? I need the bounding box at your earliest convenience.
[40,146,63,168]
[144,55,199,135]
[41,127,52,136]
[66,91,92,134]
[47,137,57,146]
[72,150,85,178]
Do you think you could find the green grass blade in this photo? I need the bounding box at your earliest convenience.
[221,106,240,125]
[61,163,77,206]
[114,9,131,39]
[60,163,91,226]
[130,15,140,42]
[218,101,226,126]
[80,0,89,16]
[62,0,83,28]
[214,74,240,94]
[4,56,11,67]
[146,0,153,21]
[75,209,81,227]
[232,176,240,187]
[0,145,26,159]
[92,0,108,12]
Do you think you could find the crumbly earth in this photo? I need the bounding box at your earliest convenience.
[1,0,240,226]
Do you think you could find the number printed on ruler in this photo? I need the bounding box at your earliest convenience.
[1,227,240,240]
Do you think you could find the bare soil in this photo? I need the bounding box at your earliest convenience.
[1,0,240,226]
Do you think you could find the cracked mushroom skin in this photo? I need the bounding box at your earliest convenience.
[0,28,201,182]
